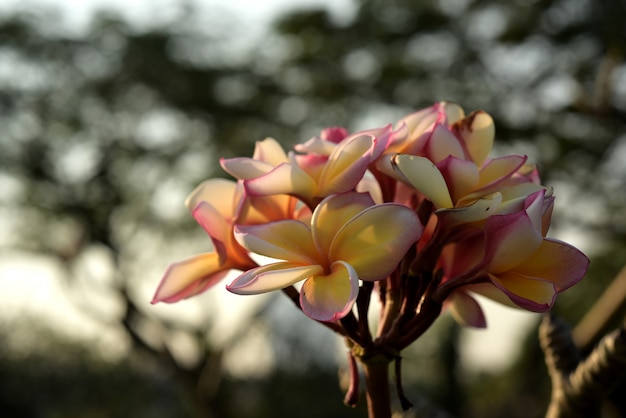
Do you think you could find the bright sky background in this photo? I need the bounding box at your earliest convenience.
[0,0,543,376]
[0,0,357,35]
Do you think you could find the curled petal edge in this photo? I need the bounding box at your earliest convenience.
[152,253,229,304]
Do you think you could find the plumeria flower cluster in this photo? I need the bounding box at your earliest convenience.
[153,101,589,412]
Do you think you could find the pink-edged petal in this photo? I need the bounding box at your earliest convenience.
[152,253,229,304]
[541,193,555,236]
[238,194,298,224]
[227,262,324,294]
[244,162,318,198]
[522,189,547,233]
[477,155,527,190]
[330,203,422,280]
[514,238,589,291]
[426,124,465,163]
[362,125,393,161]
[295,136,337,156]
[484,211,543,274]
[397,105,439,145]
[390,102,464,153]
[192,204,256,267]
[317,133,374,195]
[391,154,454,209]
[436,156,480,203]
[453,111,494,166]
[234,220,321,264]
[252,137,289,165]
[185,178,239,215]
[440,235,485,279]
[220,157,276,180]
[300,260,359,321]
[321,127,349,143]
[462,282,521,310]
[488,272,556,312]
[448,291,487,328]
[374,153,399,180]
[311,192,374,256]
[437,193,502,225]
[192,201,230,246]
[293,153,327,180]
[495,183,545,215]
[356,170,384,204]
[499,182,545,202]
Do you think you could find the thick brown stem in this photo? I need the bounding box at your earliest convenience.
[362,358,392,418]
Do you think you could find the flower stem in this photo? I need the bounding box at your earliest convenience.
[361,357,392,418]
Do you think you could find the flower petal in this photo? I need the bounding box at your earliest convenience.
[477,155,527,190]
[397,105,440,145]
[436,156,479,203]
[192,201,230,246]
[220,157,275,180]
[522,189,547,233]
[311,192,374,256]
[453,111,494,166]
[330,203,422,280]
[318,132,375,195]
[227,262,323,294]
[152,253,229,304]
[252,137,289,165]
[514,238,589,291]
[448,291,487,328]
[300,260,359,321]
[295,136,337,156]
[426,124,465,163]
[391,154,454,208]
[484,211,543,274]
[495,183,545,215]
[437,193,503,225]
[320,127,350,143]
[356,171,384,204]
[441,101,465,124]
[238,194,298,225]
[185,178,239,215]
[440,235,485,279]
[235,220,321,264]
[488,272,556,312]
[244,162,318,199]
[462,282,520,309]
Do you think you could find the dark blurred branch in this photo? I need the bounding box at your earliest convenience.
[540,314,626,418]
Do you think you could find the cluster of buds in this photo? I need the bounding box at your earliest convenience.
[152,101,589,373]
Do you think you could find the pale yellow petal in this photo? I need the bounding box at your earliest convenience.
[228,263,323,294]
[252,137,289,165]
[437,193,502,225]
[185,178,238,215]
[300,261,359,321]
[426,124,465,163]
[330,204,422,280]
[311,193,373,256]
[454,111,494,166]
[441,101,465,124]
[220,157,275,180]
[235,221,321,264]
[152,253,227,303]
[391,154,453,208]
[244,163,318,200]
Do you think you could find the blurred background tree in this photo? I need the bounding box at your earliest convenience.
[1,0,625,417]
